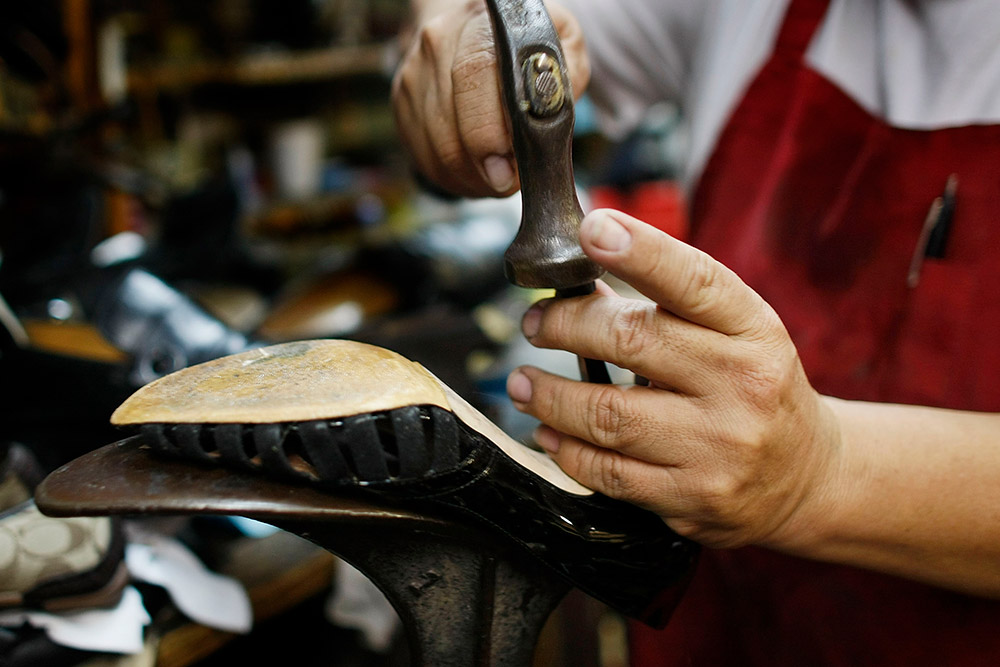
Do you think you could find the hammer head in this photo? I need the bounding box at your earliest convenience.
[485,0,605,290]
[503,184,604,289]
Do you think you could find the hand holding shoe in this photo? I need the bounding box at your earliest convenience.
[506,208,843,551]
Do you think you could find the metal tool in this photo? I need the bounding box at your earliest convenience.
[485,0,612,384]
[484,0,601,291]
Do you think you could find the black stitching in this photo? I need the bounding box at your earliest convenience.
[254,423,299,479]
[214,423,255,470]
[142,424,179,457]
[341,415,391,482]
[430,407,460,471]
[140,406,465,485]
[299,420,352,481]
[396,407,431,478]
[175,424,213,462]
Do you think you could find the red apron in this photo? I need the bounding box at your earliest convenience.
[630,0,1000,664]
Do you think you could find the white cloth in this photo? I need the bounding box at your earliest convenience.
[125,529,252,634]
[0,587,150,655]
[563,0,1000,185]
[325,562,399,653]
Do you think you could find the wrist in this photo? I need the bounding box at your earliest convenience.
[757,395,856,555]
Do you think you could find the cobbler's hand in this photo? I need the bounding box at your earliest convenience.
[391,0,589,197]
[506,209,843,549]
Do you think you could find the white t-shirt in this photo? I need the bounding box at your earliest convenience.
[564,0,1000,186]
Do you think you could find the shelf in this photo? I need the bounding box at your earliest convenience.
[127,42,392,93]
[21,320,128,364]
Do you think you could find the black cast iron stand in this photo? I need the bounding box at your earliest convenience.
[36,437,570,667]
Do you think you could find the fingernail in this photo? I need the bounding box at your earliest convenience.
[533,425,560,454]
[585,211,632,252]
[522,304,543,338]
[483,155,514,192]
[506,370,533,405]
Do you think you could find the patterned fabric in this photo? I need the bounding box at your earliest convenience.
[0,502,112,606]
[0,444,125,612]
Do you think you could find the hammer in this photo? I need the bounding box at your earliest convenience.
[484,0,612,384]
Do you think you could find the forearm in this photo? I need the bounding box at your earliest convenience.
[770,398,1000,597]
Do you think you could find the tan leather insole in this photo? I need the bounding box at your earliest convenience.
[112,339,592,495]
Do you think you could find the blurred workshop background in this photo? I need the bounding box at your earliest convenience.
[0,1,686,666]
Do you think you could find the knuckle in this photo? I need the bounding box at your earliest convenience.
[528,376,558,423]
[729,353,791,415]
[737,301,787,344]
[737,424,769,461]
[452,49,494,94]
[589,385,630,445]
[610,303,657,360]
[530,301,570,346]
[593,451,631,498]
[698,473,744,524]
[678,251,725,317]
[417,20,444,59]
[709,404,767,464]
[755,304,786,337]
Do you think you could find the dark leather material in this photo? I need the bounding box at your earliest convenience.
[361,423,699,628]
[139,406,698,628]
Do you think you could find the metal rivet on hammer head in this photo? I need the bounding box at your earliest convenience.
[523,52,565,117]
[533,53,554,73]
